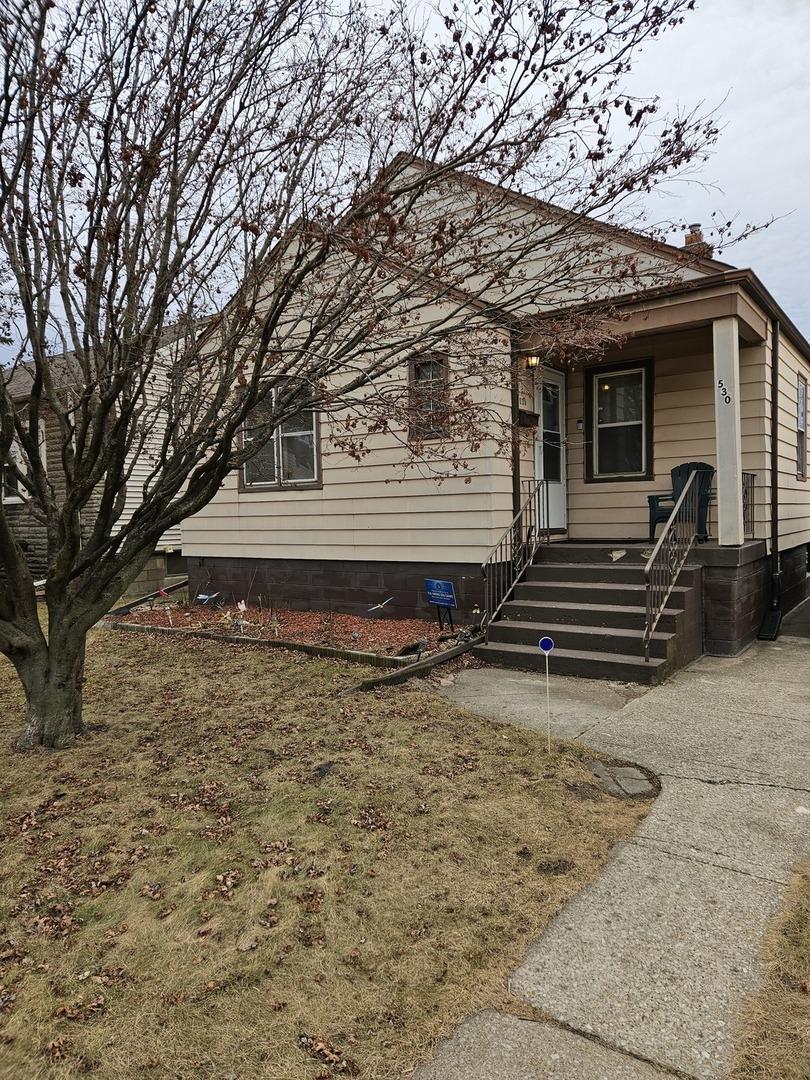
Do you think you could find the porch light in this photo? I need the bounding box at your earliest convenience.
[525,354,541,369]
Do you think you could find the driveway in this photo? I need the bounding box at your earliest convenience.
[414,606,810,1080]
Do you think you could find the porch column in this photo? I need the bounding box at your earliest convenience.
[712,316,745,546]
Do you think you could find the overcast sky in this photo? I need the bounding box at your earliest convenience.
[626,0,810,334]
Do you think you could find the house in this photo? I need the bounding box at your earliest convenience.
[182,166,810,682]
[1,362,184,596]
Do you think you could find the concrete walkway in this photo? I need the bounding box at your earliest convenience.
[414,607,810,1080]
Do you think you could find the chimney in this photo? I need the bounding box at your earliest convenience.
[683,222,714,258]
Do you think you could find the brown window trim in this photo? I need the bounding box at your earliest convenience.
[584,357,655,483]
[238,477,323,493]
[238,404,323,493]
[408,352,451,442]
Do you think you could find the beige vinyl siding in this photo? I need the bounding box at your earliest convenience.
[565,332,715,540]
[775,333,810,552]
[183,445,512,565]
[181,176,727,565]
[182,336,515,565]
[116,361,183,552]
[739,340,771,545]
[560,327,771,542]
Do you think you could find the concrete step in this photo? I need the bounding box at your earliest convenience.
[535,543,652,564]
[473,641,668,684]
[514,579,689,608]
[488,619,673,659]
[501,598,681,632]
[526,562,701,587]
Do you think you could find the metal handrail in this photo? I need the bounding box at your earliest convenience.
[480,479,548,630]
[643,470,699,661]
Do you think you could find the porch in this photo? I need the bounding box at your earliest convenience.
[519,314,771,551]
[478,286,790,682]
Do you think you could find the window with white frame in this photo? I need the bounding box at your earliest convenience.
[592,366,647,478]
[242,393,318,488]
[798,374,807,480]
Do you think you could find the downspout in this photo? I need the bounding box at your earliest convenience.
[759,316,782,639]
[510,344,522,518]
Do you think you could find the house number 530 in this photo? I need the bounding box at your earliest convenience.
[717,378,732,405]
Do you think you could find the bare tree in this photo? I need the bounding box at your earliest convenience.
[1,0,726,748]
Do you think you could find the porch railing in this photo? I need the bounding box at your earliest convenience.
[481,479,548,630]
[742,471,755,539]
[705,472,757,540]
[643,470,699,662]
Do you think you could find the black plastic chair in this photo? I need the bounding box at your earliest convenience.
[648,462,715,542]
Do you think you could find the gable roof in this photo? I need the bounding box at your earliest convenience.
[379,155,810,363]
[384,152,735,278]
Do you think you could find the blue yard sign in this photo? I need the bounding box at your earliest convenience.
[424,579,458,609]
[538,636,555,654]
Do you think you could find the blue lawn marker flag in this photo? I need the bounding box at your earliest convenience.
[424,579,457,609]
[539,636,555,654]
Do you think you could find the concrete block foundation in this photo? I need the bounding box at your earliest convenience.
[187,556,484,622]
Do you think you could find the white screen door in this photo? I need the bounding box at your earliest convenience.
[535,369,566,530]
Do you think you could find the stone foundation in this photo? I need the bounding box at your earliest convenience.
[187,556,485,622]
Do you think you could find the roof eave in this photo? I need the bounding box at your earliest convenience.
[515,269,810,364]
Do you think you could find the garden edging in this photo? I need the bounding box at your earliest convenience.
[101,619,417,668]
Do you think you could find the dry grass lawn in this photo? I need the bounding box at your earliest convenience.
[729,862,810,1080]
[0,630,649,1079]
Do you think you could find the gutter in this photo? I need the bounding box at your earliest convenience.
[515,268,810,373]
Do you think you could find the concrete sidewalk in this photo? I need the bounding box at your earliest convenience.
[414,609,810,1080]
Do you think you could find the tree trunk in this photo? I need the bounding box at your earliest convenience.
[16,634,86,750]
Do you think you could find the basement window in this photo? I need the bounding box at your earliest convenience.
[798,375,807,480]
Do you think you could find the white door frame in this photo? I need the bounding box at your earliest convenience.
[534,367,567,531]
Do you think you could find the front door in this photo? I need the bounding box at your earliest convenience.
[535,369,566,530]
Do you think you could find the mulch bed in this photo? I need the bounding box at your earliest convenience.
[109,602,466,657]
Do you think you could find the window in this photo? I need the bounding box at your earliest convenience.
[587,363,652,480]
[798,375,807,480]
[1,427,43,504]
[165,551,187,576]
[542,382,562,482]
[409,354,450,439]
[242,393,318,488]
[1,462,21,502]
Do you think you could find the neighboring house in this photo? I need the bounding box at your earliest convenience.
[178,169,806,679]
[1,366,183,595]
